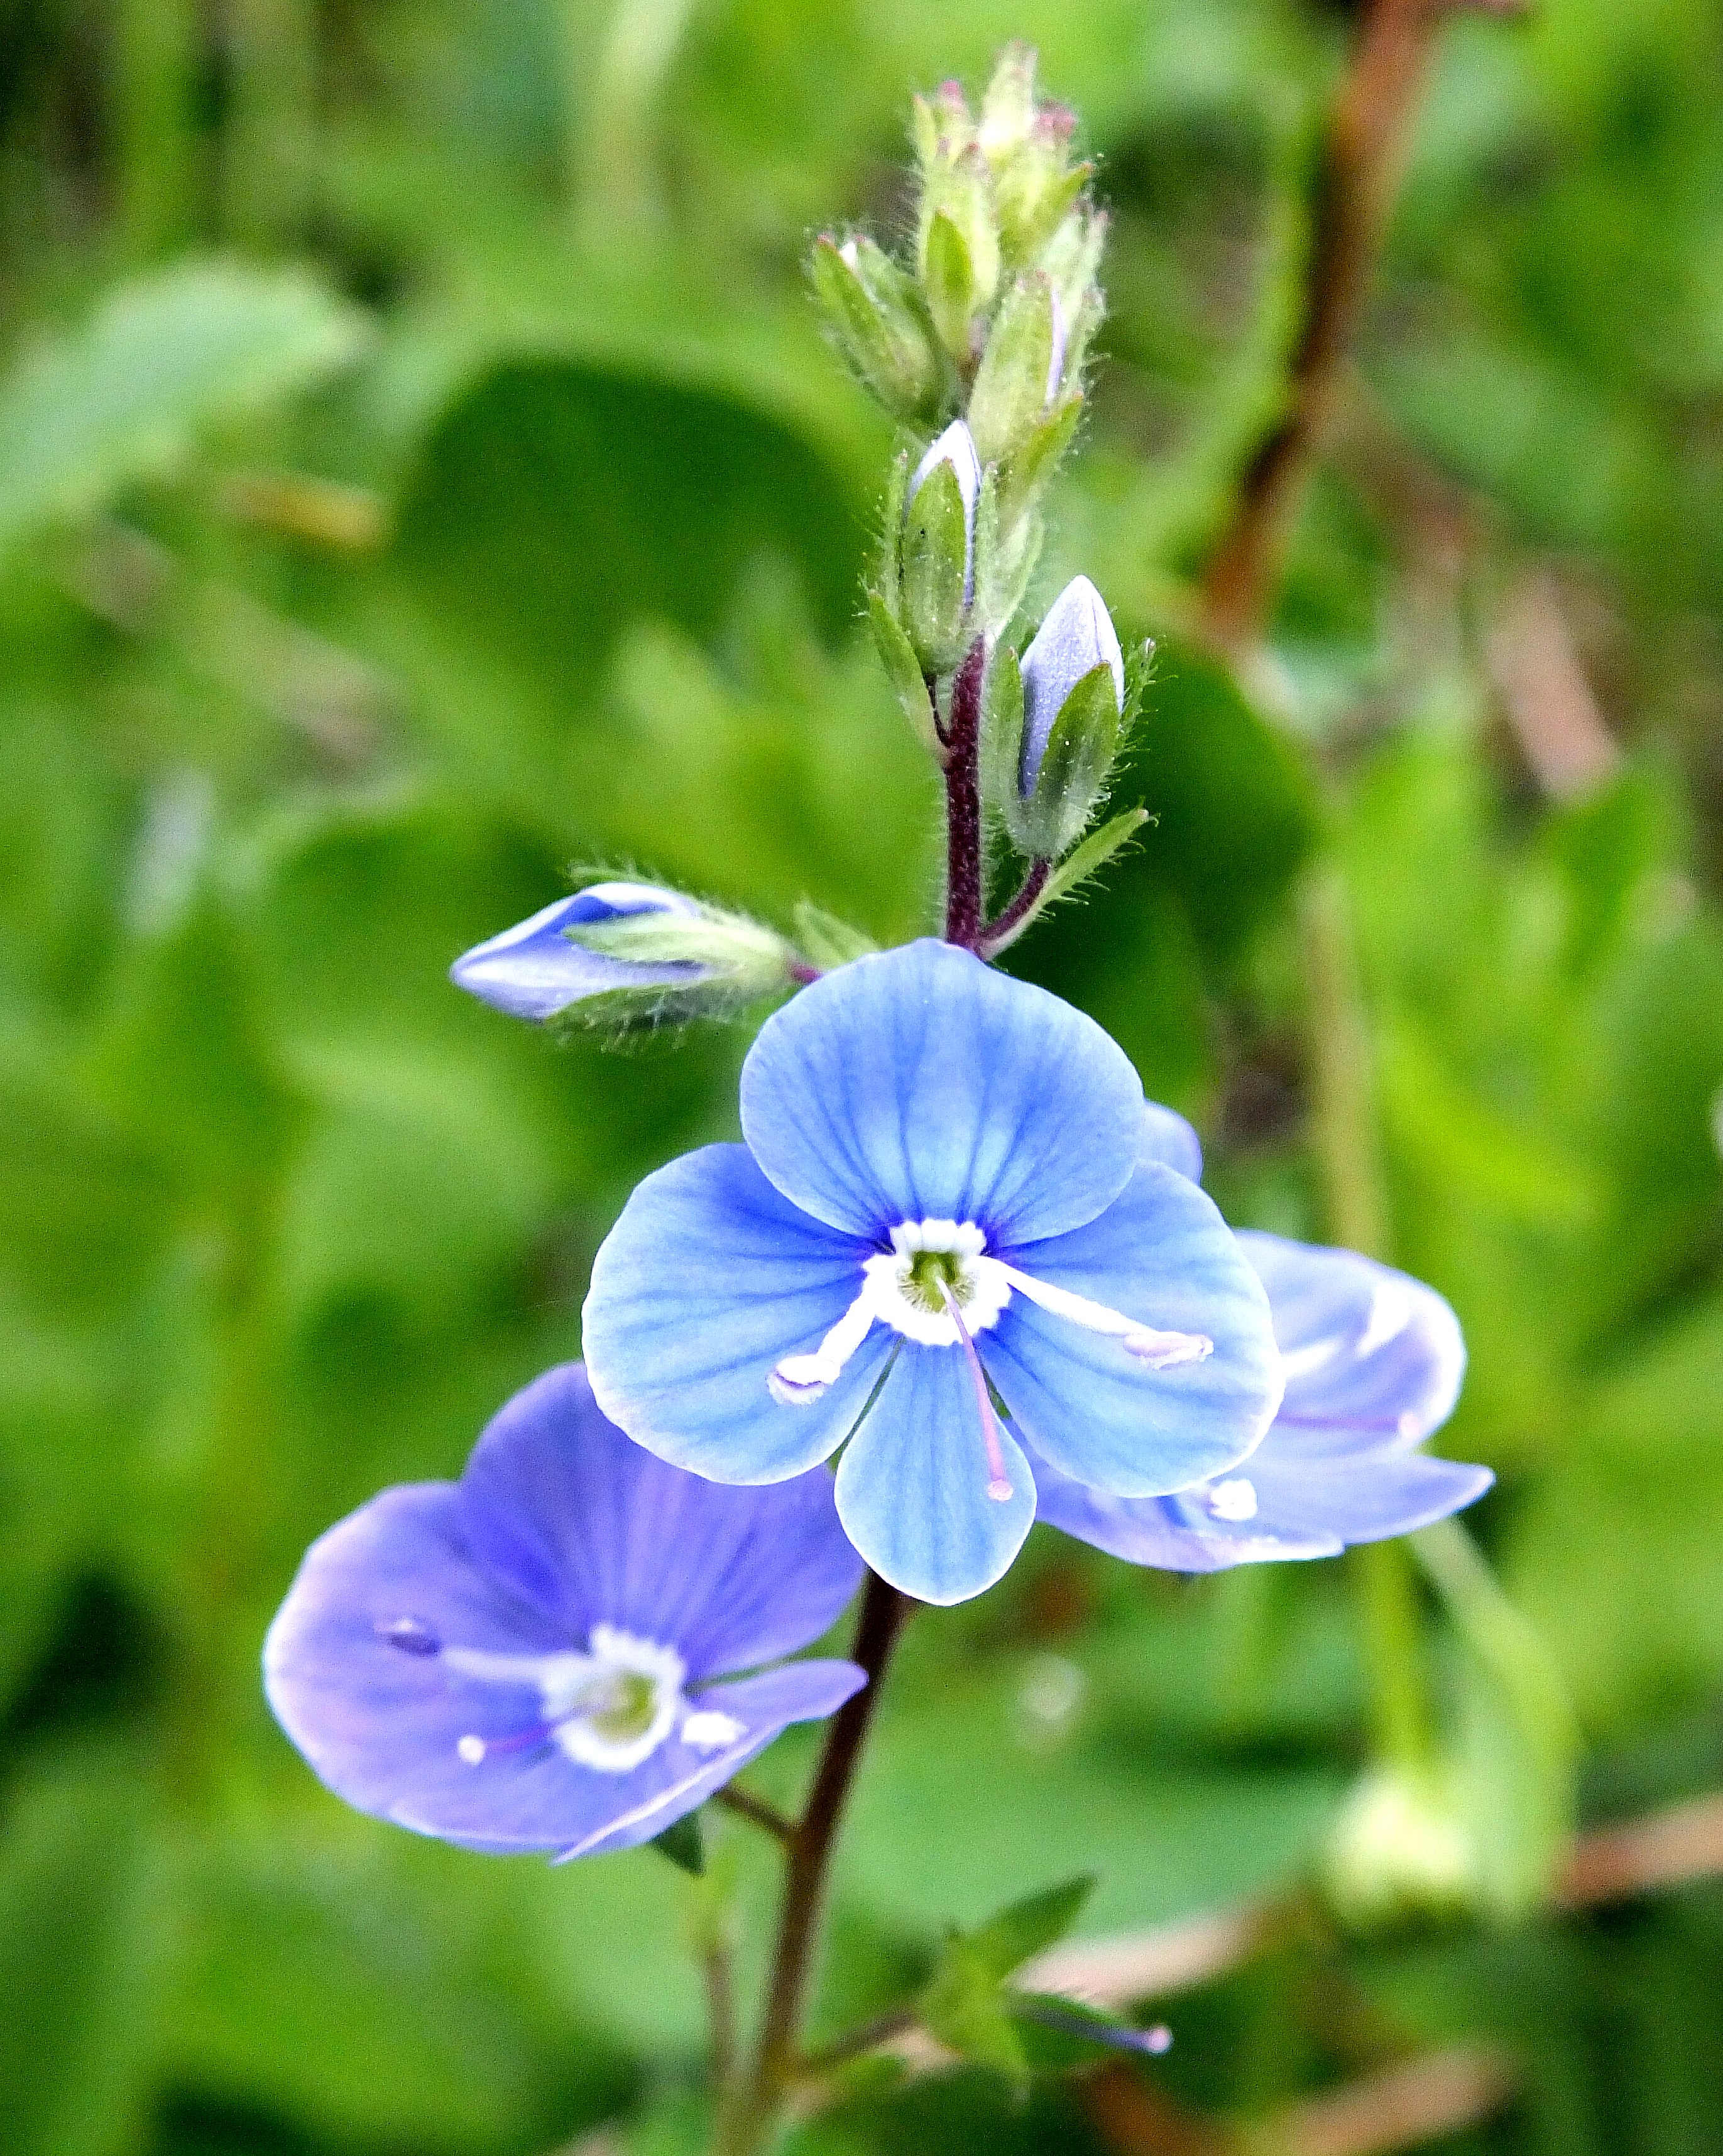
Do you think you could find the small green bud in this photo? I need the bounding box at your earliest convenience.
[918,151,1000,362]
[899,420,980,672]
[562,901,797,1008]
[809,234,943,422]
[1040,205,1107,359]
[968,273,1059,462]
[981,643,1026,814]
[970,471,1041,641]
[1323,1765,1478,1931]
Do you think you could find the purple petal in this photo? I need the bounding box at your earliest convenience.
[1029,1447,1341,1569]
[459,1364,863,1680]
[1245,1452,1493,1545]
[1019,576,1124,794]
[739,940,1145,1243]
[985,1163,1282,1497]
[450,883,704,1021]
[1139,1101,1202,1182]
[584,1144,892,1484]
[1238,1233,1466,1454]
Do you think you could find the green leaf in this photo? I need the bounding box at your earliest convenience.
[961,1875,1096,1983]
[867,589,939,750]
[1009,662,1122,858]
[899,457,970,672]
[968,274,1056,464]
[791,899,877,970]
[0,262,370,558]
[649,1811,706,1877]
[984,808,1147,957]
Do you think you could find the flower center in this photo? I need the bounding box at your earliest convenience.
[767,1217,1218,1505]
[378,1619,744,1775]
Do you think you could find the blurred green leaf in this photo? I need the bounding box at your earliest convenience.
[0,263,370,560]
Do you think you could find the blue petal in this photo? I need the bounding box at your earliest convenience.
[555,1661,867,1859]
[739,940,1144,1243]
[459,1363,863,1681]
[1029,1449,1340,1570]
[1238,1233,1466,1455]
[450,883,704,1021]
[986,1163,1282,1497]
[833,1348,1037,1604]
[584,1144,890,1483]
[1246,1452,1494,1545]
[1139,1101,1202,1182]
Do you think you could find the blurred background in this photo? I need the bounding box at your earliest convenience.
[4,1,1723,2152]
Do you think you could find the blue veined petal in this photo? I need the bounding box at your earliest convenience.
[1245,1452,1494,1545]
[1139,1099,1202,1182]
[458,1364,863,1682]
[1237,1232,1466,1456]
[739,940,1144,1243]
[450,883,705,1021]
[263,1481,621,1850]
[985,1162,1282,1496]
[1029,1447,1340,1570]
[557,1662,867,1859]
[584,1143,891,1484]
[833,1348,1037,1604]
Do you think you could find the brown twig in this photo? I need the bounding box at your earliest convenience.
[711,1782,796,1844]
[1198,0,1471,649]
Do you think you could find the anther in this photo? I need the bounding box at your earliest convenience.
[378,1616,440,1655]
[457,1734,487,1764]
[1208,1478,1257,1522]
[681,1709,745,1751]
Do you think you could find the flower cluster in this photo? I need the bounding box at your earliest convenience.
[266,46,1493,1897]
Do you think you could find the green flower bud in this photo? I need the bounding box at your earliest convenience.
[899,420,980,673]
[809,234,943,422]
[1323,1765,1478,1931]
[917,150,1001,363]
[968,273,1060,462]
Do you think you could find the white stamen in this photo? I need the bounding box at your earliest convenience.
[457,1734,486,1764]
[681,1709,746,1751]
[1356,1277,1416,1360]
[997,1264,1213,1368]
[770,1277,883,1404]
[1208,1478,1258,1522]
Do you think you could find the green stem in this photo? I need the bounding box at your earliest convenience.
[572,0,697,232]
[222,0,317,246]
[114,0,200,261]
[1298,857,1433,1770]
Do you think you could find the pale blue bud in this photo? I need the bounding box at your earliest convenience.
[909,419,982,601]
[1018,575,1123,794]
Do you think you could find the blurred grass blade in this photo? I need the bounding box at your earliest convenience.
[1414,1518,1578,1919]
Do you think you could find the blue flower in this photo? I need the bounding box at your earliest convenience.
[263,1363,865,1860]
[451,881,709,1022]
[583,940,1283,1606]
[1032,1233,1490,1569]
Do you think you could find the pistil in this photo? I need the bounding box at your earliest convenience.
[938,1280,1014,1502]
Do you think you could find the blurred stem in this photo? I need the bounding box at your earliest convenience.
[1300,862,1433,1770]
[574,0,697,232]
[222,0,317,246]
[716,1572,911,2156]
[1198,0,1475,649]
[114,0,200,260]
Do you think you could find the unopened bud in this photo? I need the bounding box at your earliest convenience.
[810,234,942,422]
[1002,577,1125,859]
[968,273,1061,462]
[918,151,1001,362]
[900,420,981,672]
[1323,1765,1478,1930]
[451,883,795,1025]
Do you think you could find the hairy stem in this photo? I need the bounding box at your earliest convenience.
[943,641,988,949]
[980,856,1051,956]
[1198,0,1461,649]
[717,1572,911,2155]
